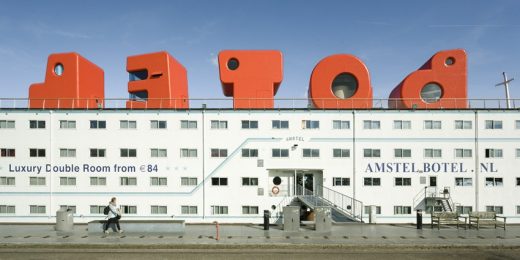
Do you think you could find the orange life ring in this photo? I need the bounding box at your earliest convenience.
[272,186,280,195]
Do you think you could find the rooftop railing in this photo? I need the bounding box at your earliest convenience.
[0,98,518,110]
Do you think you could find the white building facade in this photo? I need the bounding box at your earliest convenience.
[0,108,519,223]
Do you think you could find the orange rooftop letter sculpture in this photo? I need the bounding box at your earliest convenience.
[389,49,467,109]
[218,50,283,109]
[29,52,104,109]
[308,54,373,109]
[126,51,189,109]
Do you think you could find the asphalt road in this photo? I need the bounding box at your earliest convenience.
[1,247,519,260]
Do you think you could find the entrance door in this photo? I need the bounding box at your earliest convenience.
[295,171,314,196]
[429,176,437,187]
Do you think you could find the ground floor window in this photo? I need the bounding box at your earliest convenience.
[211,206,228,215]
[485,206,503,214]
[181,206,198,215]
[121,205,137,214]
[456,206,473,214]
[242,206,259,214]
[364,206,381,214]
[333,177,350,186]
[517,206,520,215]
[30,205,46,214]
[393,206,412,215]
[151,205,167,214]
[0,205,15,214]
[90,205,105,214]
[59,205,76,214]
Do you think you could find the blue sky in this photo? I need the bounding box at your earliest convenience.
[0,0,519,103]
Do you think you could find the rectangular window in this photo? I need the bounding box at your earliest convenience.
[90,177,106,186]
[211,177,228,186]
[456,206,473,215]
[211,148,228,158]
[120,177,137,186]
[121,205,137,214]
[29,177,46,186]
[302,120,320,129]
[0,148,15,157]
[151,148,167,158]
[516,120,520,129]
[150,177,167,186]
[242,206,259,214]
[0,177,15,186]
[517,206,520,215]
[59,205,77,214]
[272,120,289,129]
[29,148,46,157]
[455,120,472,129]
[272,149,289,158]
[485,120,503,129]
[211,205,228,215]
[393,120,411,129]
[455,177,472,187]
[485,206,503,214]
[424,149,442,158]
[181,177,197,186]
[455,149,472,158]
[241,120,258,129]
[210,120,228,129]
[333,177,350,186]
[517,177,520,186]
[393,206,412,215]
[302,148,320,158]
[181,205,198,215]
[394,149,411,158]
[59,120,76,129]
[90,205,105,214]
[151,205,167,214]
[59,148,76,158]
[180,120,197,129]
[59,177,76,186]
[333,148,350,158]
[395,177,412,186]
[90,149,106,158]
[364,206,381,215]
[242,148,258,158]
[120,120,136,129]
[120,148,137,158]
[424,120,442,129]
[485,149,503,158]
[29,120,46,129]
[0,120,15,129]
[242,177,259,186]
[89,120,106,129]
[485,177,503,187]
[363,120,380,129]
[364,177,381,186]
[0,205,15,214]
[363,149,381,158]
[151,120,167,129]
[180,148,197,158]
[516,149,520,158]
[29,205,46,214]
[333,120,350,129]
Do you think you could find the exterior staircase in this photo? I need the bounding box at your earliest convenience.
[413,186,456,213]
[271,184,363,224]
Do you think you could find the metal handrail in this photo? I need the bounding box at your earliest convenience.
[0,97,519,110]
[315,184,363,222]
[270,195,295,225]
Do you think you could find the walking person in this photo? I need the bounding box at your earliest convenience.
[103,197,123,234]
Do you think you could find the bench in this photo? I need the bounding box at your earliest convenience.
[88,219,185,234]
[431,212,467,230]
[469,212,506,230]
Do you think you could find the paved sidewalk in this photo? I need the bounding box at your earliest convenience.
[1,223,519,249]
